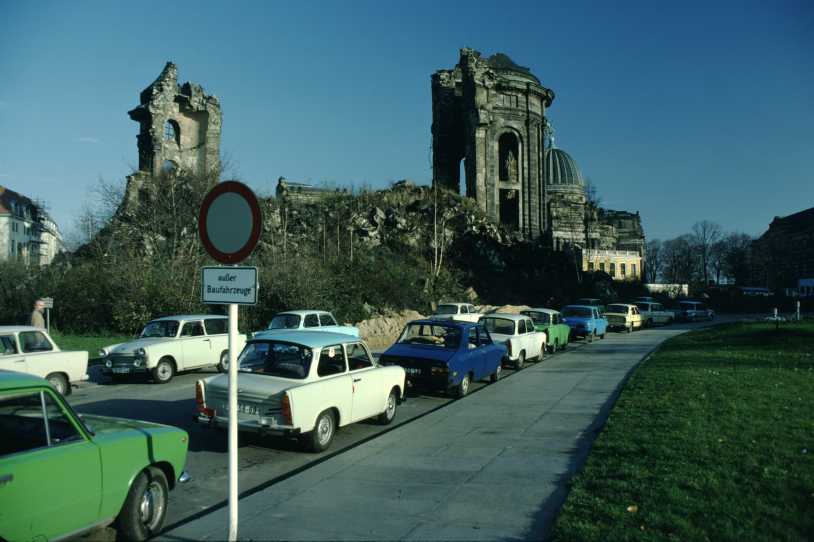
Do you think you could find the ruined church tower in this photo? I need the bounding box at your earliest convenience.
[121,63,221,213]
[431,48,555,238]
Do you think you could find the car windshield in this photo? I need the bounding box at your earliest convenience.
[481,317,516,335]
[521,311,550,325]
[140,320,179,338]
[238,341,313,379]
[435,304,458,315]
[606,305,628,313]
[398,323,461,349]
[268,314,302,330]
[562,307,592,318]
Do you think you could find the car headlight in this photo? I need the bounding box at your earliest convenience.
[134,359,142,367]
[135,348,146,359]
[105,359,112,368]
[98,349,108,358]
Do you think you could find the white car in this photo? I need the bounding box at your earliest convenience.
[262,310,359,337]
[634,301,674,326]
[431,303,482,323]
[195,331,406,452]
[0,326,88,395]
[479,314,546,369]
[100,314,247,384]
[604,304,644,333]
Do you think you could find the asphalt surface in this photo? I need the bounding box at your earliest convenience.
[66,317,742,541]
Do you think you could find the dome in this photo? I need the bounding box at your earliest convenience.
[545,148,584,189]
[485,53,541,85]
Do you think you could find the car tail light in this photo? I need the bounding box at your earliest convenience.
[196,381,214,418]
[281,393,292,426]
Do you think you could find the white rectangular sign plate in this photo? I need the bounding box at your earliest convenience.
[41,297,54,309]
[201,266,258,305]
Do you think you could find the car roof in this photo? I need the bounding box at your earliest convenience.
[481,313,527,321]
[250,330,361,348]
[562,305,597,311]
[0,369,47,389]
[0,326,44,333]
[523,308,559,315]
[408,319,471,329]
[607,303,636,308]
[151,314,226,322]
[272,310,332,316]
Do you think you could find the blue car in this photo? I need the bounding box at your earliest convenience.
[561,305,608,342]
[379,320,506,397]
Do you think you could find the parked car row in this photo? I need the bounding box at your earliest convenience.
[0,295,716,542]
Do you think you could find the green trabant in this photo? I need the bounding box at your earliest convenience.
[0,371,190,541]
[520,308,571,353]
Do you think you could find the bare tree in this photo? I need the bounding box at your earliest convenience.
[691,220,722,285]
[645,239,663,283]
[662,234,698,284]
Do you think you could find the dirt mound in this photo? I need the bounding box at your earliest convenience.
[479,304,532,315]
[356,310,425,349]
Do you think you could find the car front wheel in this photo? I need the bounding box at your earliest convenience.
[117,466,169,541]
[490,364,502,383]
[455,373,471,397]
[152,358,175,384]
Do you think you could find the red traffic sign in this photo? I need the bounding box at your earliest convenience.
[198,181,262,264]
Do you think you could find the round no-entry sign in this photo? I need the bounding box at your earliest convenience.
[198,181,262,264]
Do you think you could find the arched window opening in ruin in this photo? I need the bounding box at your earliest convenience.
[499,188,520,231]
[498,132,519,183]
[459,158,467,197]
[161,160,178,175]
[164,119,180,145]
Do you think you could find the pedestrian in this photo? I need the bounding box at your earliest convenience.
[30,299,46,329]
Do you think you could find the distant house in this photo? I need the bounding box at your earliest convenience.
[0,185,63,265]
[751,206,814,291]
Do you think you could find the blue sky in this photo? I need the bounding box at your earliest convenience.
[1,0,811,241]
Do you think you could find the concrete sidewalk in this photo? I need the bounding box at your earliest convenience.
[162,327,686,541]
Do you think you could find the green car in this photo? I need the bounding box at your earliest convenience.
[0,370,190,541]
[520,308,571,353]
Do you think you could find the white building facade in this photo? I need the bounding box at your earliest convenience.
[0,185,63,265]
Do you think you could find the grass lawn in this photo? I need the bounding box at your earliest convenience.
[50,331,134,365]
[552,321,814,542]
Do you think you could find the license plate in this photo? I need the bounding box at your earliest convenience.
[220,402,259,415]
[112,367,130,374]
[405,368,421,375]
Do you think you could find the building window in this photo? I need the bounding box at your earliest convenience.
[588,262,595,271]
[599,262,605,272]
[632,263,637,277]
[610,263,616,277]
[621,263,626,276]
[164,119,180,145]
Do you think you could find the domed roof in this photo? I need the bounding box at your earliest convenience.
[485,53,541,84]
[545,147,584,188]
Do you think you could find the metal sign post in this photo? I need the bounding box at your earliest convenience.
[42,297,54,333]
[198,181,262,542]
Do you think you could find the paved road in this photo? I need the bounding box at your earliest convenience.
[68,318,735,540]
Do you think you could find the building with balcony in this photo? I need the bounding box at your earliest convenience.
[0,185,63,265]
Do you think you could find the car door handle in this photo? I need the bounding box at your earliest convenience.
[353,378,362,382]
[0,474,13,486]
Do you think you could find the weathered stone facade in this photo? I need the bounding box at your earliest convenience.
[751,206,814,290]
[432,48,646,280]
[432,48,554,236]
[122,63,221,212]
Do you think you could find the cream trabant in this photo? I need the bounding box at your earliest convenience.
[634,301,674,327]
[100,315,246,384]
[0,326,88,395]
[431,302,483,323]
[195,331,406,452]
[479,314,546,369]
[604,304,643,333]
